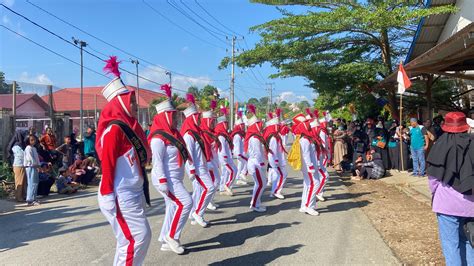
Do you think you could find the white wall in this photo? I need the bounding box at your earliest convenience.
[438,0,474,43]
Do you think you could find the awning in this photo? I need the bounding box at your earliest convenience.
[377,22,474,88]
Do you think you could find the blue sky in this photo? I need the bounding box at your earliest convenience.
[1,0,315,103]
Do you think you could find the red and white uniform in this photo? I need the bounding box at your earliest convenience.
[245,118,267,209]
[232,132,247,180]
[299,134,321,210]
[217,133,237,191]
[267,134,288,196]
[318,124,330,197]
[96,71,151,266]
[151,138,192,242]
[200,111,220,206]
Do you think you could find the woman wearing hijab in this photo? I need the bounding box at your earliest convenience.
[333,124,348,173]
[215,107,237,196]
[8,130,28,202]
[372,119,390,171]
[95,57,151,265]
[232,111,248,185]
[200,100,221,210]
[149,84,192,255]
[181,93,215,228]
[426,112,474,265]
[245,104,268,212]
[264,110,287,200]
[293,114,320,216]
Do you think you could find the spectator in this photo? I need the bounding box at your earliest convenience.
[24,135,41,206]
[37,163,55,196]
[333,126,348,173]
[70,128,79,155]
[83,126,96,158]
[388,120,399,172]
[56,168,78,194]
[423,119,437,156]
[372,119,390,170]
[40,127,57,151]
[352,122,368,163]
[56,136,74,168]
[409,118,429,177]
[8,130,28,202]
[426,112,474,265]
[365,118,376,145]
[24,127,39,148]
[433,115,444,138]
[396,125,410,172]
[354,151,385,180]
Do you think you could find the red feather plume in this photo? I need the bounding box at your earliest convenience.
[267,112,274,119]
[247,104,256,115]
[220,106,228,116]
[210,100,217,111]
[237,110,242,118]
[186,93,195,104]
[313,109,319,118]
[305,108,312,117]
[160,84,172,98]
[103,56,121,78]
[323,111,327,116]
[275,108,282,118]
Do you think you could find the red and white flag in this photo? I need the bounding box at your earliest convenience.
[397,63,411,94]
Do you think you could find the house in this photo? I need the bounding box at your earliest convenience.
[0,93,50,118]
[42,86,166,128]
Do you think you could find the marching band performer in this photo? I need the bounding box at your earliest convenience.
[149,84,192,255]
[264,110,287,199]
[181,93,215,228]
[96,56,152,265]
[215,107,237,196]
[316,110,330,202]
[232,111,248,185]
[200,100,220,211]
[244,104,269,212]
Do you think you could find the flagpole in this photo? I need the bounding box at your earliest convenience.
[399,92,404,171]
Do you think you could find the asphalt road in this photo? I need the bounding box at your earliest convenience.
[0,168,399,265]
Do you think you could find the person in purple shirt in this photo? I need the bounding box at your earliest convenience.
[427,112,474,266]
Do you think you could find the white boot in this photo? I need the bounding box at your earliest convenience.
[165,236,185,255]
[191,212,209,227]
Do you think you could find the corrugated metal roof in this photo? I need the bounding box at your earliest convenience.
[405,0,456,62]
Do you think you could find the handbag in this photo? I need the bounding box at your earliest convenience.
[376,140,386,149]
[464,219,474,248]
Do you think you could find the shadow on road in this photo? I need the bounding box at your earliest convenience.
[209,244,304,265]
[185,222,301,253]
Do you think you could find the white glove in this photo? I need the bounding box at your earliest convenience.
[99,193,116,212]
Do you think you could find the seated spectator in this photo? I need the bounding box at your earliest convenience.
[340,154,352,172]
[56,136,74,168]
[56,168,79,194]
[69,157,98,185]
[354,151,385,180]
[37,163,55,196]
[426,112,474,265]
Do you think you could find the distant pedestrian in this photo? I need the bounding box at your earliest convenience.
[426,112,474,265]
[24,135,41,206]
[408,118,429,176]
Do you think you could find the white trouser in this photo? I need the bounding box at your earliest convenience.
[268,165,288,195]
[248,161,267,208]
[219,159,237,190]
[98,193,151,266]
[300,169,321,210]
[155,180,192,243]
[208,159,220,202]
[236,157,248,179]
[318,157,329,197]
[190,174,216,218]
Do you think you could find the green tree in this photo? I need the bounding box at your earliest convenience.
[0,71,21,94]
[220,1,456,119]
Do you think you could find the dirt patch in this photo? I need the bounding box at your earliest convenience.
[339,174,443,265]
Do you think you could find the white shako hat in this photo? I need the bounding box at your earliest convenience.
[155,83,175,113]
[101,56,129,102]
[235,110,244,125]
[246,104,259,126]
[265,112,279,127]
[217,106,228,124]
[202,99,217,119]
[183,93,198,118]
[310,118,320,128]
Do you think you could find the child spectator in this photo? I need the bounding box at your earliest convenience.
[24,135,41,206]
[56,136,74,168]
[56,168,79,194]
[37,163,55,196]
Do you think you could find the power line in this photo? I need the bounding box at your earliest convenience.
[179,0,229,37]
[25,0,229,82]
[194,0,243,37]
[1,25,108,79]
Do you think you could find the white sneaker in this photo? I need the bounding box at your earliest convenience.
[160,243,171,251]
[236,180,247,185]
[165,236,185,254]
[240,174,248,181]
[207,202,217,211]
[251,206,266,213]
[191,212,208,227]
[316,195,326,202]
[224,185,234,196]
[299,208,306,213]
[303,207,320,216]
[273,193,285,199]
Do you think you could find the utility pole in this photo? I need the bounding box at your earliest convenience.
[165,71,172,87]
[131,59,140,124]
[73,37,87,140]
[230,36,236,128]
[266,82,275,114]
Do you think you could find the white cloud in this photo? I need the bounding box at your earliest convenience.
[124,65,212,94]
[276,91,309,103]
[1,0,15,7]
[18,72,53,85]
[181,46,189,53]
[2,15,10,24]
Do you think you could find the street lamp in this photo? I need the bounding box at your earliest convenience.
[72,37,87,140]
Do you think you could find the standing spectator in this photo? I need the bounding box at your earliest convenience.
[388,121,399,171]
[409,118,429,177]
[433,115,444,138]
[352,122,368,164]
[365,118,376,145]
[372,120,390,170]
[83,126,96,158]
[426,112,474,265]
[333,126,348,173]
[424,119,437,156]
[56,136,74,168]
[40,127,57,151]
[24,135,41,206]
[8,130,28,202]
[70,128,79,156]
